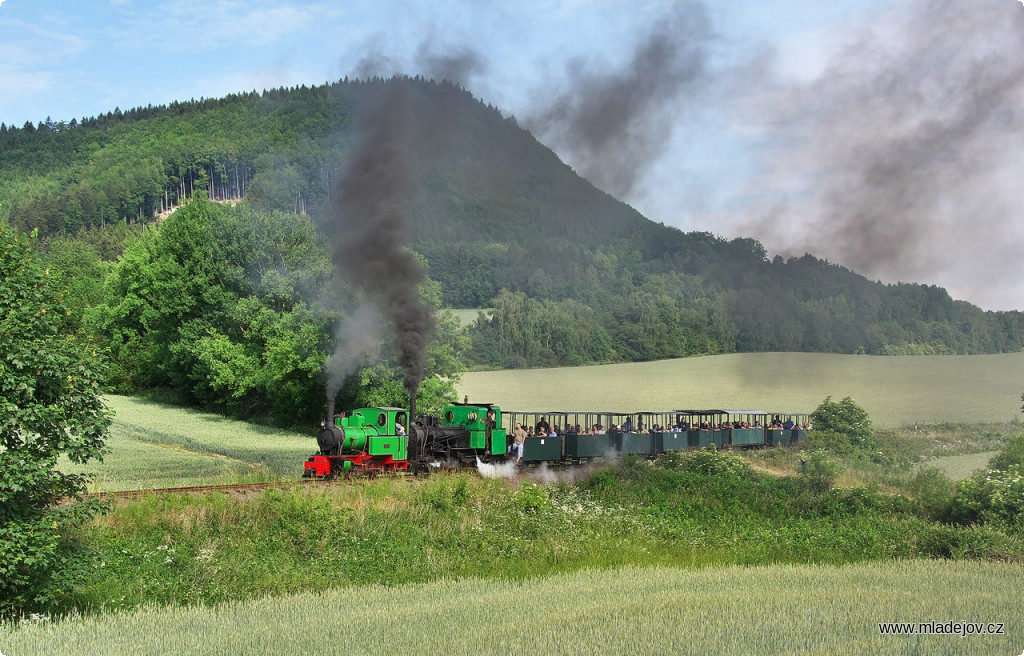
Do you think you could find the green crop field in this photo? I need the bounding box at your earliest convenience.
[60,395,315,491]
[4,560,1022,655]
[459,351,1024,427]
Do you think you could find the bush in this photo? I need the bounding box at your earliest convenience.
[811,396,872,441]
[949,465,1024,532]
[656,446,751,478]
[988,435,1024,472]
[513,482,550,513]
[809,397,879,456]
[799,450,841,493]
[906,467,955,520]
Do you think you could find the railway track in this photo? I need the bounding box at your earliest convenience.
[84,477,405,501]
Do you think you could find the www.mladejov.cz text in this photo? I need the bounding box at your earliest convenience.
[878,621,1005,637]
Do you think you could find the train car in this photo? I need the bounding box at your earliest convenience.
[765,413,811,446]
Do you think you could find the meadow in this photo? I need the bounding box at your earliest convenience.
[919,451,1000,481]
[60,395,314,491]
[459,351,1024,427]
[449,307,491,327]
[4,560,1022,655]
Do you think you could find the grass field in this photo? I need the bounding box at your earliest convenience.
[919,451,999,481]
[459,351,1024,427]
[448,307,491,327]
[60,395,314,491]
[5,560,1022,655]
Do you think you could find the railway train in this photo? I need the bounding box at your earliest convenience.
[303,399,810,478]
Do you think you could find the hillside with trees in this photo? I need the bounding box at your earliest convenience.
[2,76,1023,406]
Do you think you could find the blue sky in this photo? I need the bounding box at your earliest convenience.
[1,0,1022,311]
[0,0,873,127]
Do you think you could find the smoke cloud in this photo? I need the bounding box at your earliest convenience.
[415,43,487,88]
[329,78,435,402]
[525,1,714,199]
[736,0,1024,309]
[325,303,381,399]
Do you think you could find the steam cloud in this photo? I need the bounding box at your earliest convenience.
[737,0,1024,308]
[525,1,714,199]
[329,78,435,402]
[325,303,381,399]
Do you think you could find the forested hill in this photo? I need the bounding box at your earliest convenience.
[2,76,1023,369]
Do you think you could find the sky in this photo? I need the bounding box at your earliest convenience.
[1,0,1022,311]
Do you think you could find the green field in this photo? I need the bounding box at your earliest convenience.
[459,351,1024,427]
[61,395,315,491]
[5,560,1021,655]
[448,307,491,327]
[919,451,1000,481]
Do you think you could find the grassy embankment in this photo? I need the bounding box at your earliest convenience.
[458,351,1024,427]
[56,449,1023,614]
[5,560,1023,655]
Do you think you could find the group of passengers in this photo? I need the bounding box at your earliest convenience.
[768,419,813,430]
[515,416,813,438]
[508,414,815,462]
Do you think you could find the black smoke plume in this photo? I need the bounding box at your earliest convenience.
[416,43,487,88]
[526,1,714,199]
[329,78,435,402]
[738,0,1024,309]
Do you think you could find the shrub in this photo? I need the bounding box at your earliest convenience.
[799,450,841,493]
[513,482,550,513]
[949,465,1024,532]
[0,227,112,617]
[811,397,872,442]
[656,446,751,478]
[988,435,1024,472]
[906,467,955,520]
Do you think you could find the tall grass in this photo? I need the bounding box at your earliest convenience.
[459,351,1024,427]
[60,462,1022,613]
[5,561,1022,655]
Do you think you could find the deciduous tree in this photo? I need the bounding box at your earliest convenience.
[0,227,111,616]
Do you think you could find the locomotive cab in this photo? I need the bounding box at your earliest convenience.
[434,403,508,461]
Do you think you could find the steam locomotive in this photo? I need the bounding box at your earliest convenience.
[303,400,809,478]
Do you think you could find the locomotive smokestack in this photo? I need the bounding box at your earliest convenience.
[410,396,417,424]
[326,399,336,426]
